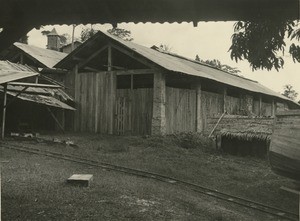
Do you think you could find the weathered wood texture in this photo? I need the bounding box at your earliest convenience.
[151,72,166,135]
[74,71,116,133]
[115,88,153,135]
[165,87,196,134]
[225,95,240,115]
[201,91,223,130]
[269,111,300,181]
[240,94,253,115]
[204,115,274,136]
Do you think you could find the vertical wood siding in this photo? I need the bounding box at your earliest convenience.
[201,91,223,129]
[165,87,196,134]
[116,88,153,135]
[75,72,116,133]
[225,96,240,115]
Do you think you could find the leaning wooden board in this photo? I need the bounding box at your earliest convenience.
[269,110,300,181]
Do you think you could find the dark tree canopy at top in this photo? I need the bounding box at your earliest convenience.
[229,20,300,71]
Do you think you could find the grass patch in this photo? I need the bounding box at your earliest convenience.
[2,132,298,217]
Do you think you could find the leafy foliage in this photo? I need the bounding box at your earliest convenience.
[195,55,241,74]
[18,35,28,44]
[229,20,300,71]
[170,132,213,150]
[282,84,298,100]
[80,26,98,42]
[159,44,172,52]
[107,28,133,41]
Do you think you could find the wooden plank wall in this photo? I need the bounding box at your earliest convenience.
[165,87,196,133]
[261,101,272,116]
[74,72,116,133]
[201,91,223,129]
[225,96,240,115]
[116,88,153,135]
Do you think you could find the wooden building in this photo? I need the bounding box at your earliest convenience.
[0,42,67,68]
[55,31,299,136]
[0,60,74,136]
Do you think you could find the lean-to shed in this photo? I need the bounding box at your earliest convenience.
[0,60,74,136]
[55,31,299,136]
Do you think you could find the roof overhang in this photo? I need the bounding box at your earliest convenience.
[0,0,299,51]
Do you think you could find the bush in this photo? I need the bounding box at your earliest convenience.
[170,132,213,150]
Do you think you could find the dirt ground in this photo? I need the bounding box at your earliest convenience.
[1,132,298,220]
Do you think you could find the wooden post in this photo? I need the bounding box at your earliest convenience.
[223,87,227,113]
[1,83,7,139]
[20,53,24,65]
[272,99,276,116]
[259,95,262,116]
[46,107,65,133]
[151,72,166,135]
[73,64,79,131]
[108,46,112,71]
[107,46,115,134]
[196,83,203,133]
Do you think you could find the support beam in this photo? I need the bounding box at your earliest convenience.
[111,44,161,71]
[108,72,116,135]
[196,84,203,133]
[108,46,112,71]
[116,69,154,75]
[107,45,115,134]
[1,84,7,139]
[223,87,227,113]
[73,64,79,131]
[78,45,108,69]
[151,72,166,135]
[272,99,276,116]
[20,53,24,65]
[46,107,65,133]
[8,82,61,89]
[259,95,262,116]
[4,86,29,108]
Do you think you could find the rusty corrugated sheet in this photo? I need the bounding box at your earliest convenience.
[0,85,75,110]
[13,43,68,68]
[5,90,75,110]
[0,60,38,84]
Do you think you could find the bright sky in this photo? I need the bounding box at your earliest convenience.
[28,22,300,99]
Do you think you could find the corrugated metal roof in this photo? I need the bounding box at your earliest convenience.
[14,43,67,68]
[0,84,75,110]
[5,91,75,110]
[1,0,298,54]
[1,0,298,27]
[0,60,38,84]
[56,31,296,104]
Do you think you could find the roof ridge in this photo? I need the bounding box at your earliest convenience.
[14,42,67,55]
[150,46,258,83]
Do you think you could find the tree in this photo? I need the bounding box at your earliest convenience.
[80,26,133,42]
[80,25,98,42]
[18,35,28,44]
[107,28,133,41]
[59,33,71,45]
[159,44,172,52]
[229,20,300,71]
[282,84,298,100]
[195,55,241,75]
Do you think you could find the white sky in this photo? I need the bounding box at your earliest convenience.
[28,22,300,99]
